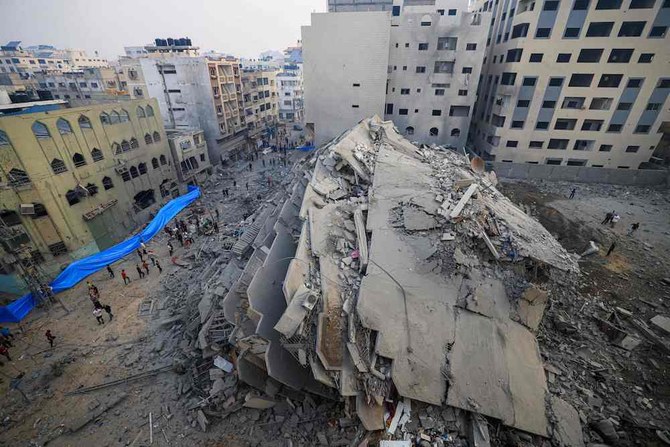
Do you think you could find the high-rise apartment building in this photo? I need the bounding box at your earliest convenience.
[32,67,129,105]
[277,63,304,124]
[303,1,490,147]
[241,69,280,147]
[119,39,247,163]
[0,99,178,294]
[469,0,670,169]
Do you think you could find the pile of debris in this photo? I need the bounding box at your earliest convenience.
[153,117,596,445]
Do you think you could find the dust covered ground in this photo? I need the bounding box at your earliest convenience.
[501,179,670,446]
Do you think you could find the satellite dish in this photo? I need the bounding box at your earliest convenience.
[471,156,485,173]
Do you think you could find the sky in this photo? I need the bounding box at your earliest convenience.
[0,0,325,59]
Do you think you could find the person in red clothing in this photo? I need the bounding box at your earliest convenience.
[121,269,130,285]
[45,330,56,348]
[0,344,11,361]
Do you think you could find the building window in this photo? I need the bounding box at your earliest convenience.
[144,134,153,145]
[138,162,147,175]
[137,106,146,118]
[152,157,159,169]
[451,129,461,137]
[130,166,139,178]
[386,104,394,114]
[462,67,473,74]
[401,88,410,95]
[160,155,167,166]
[121,140,131,152]
[548,138,569,149]
[351,104,360,108]
[628,78,643,88]
[506,48,523,62]
[607,48,633,63]
[434,61,455,73]
[557,53,571,63]
[0,129,9,146]
[529,53,543,62]
[51,158,67,174]
[435,89,445,96]
[406,126,414,135]
[466,43,477,50]
[646,103,661,111]
[56,118,73,134]
[634,125,650,133]
[598,74,622,87]
[649,26,667,38]
[392,5,400,15]
[420,15,432,26]
[589,98,612,110]
[530,140,544,148]
[618,21,645,36]
[416,66,426,73]
[448,8,457,14]
[517,100,530,107]
[449,106,470,116]
[418,43,429,50]
[506,140,518,147]
[554,119,577,130]
[536,121,549,129]
[78,115,92,129]
[32,121,50,139]
[535,28,551,38]
[577,48,603,63]
[432,109,442,116]
[501,72,517,85]
[625,145,640,152]
[511,120,525,128]
[153,131,161,142]
[522,77,537,86]
[399,109,408,115]
[458,90,468,96]
[638,53,654,63]
[102,176,114,190]
[65,190,80,206]
[586,22,614,37]
[91,148,104,162]
[599,144,612,152]
[596,0,622,8]
[429,127,439,136]
[542,100,557,108]
[629,0,655,7]
[607,124,622,132]
[512,23,529,38]
[569,74,593,87]
[564,27,581,37]
[73,153,87,167]
[145,105,154,117]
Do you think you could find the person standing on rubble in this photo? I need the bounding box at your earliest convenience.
[569,188,576,199]
[136,264,145,279]
[45,330,56,348]
[142,260,150,274]
[0,344,11,361]
[607,241,617,257]
[137,248,143,261]
[93,307,105,325]
[245,182,249,191]
[610,212,620,228]
[176,231,183,247]
[106,265,114,278]
[167,241,174,256]
[121,269,130,285]
[628,222,640,236]
[155,259,163,274]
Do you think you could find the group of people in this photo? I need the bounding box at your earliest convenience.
[87,280,113,325]
[601,210,640,236]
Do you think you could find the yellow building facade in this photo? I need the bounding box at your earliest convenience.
[241,69,279,146]
[0,99,179,295]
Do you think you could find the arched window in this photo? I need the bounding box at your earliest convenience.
[145,105,154,117]
[102,176,114,190]
[78,115,92,129]
[91,148,104,162]
[65,189,79,206]
[32,121,50,139]
[153,131,161,142]
[8,168,30,187]
[144,133,153,145]
[56,118,72,134]
[130,138,139,149]
[137,106,145,118]
[0,130,10,146]
[112,142,122,155]
[100,112,111,125]
[51,158,67,174]
[159,155,167,166]
[429,127,439,136]
[72,153,87,167]
[130,166,139,178]
[121,140,131,152]
[85,183,98,195]
[451,128,461,137]
[110,110,121,124]
[138,162,147,175]
[420,14,432,26]
[151,157,159,169]
[120,109,130,122]
[406,126,414,135]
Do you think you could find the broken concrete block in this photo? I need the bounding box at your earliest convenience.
[355,394,385,431]
[517,285,549,331]
[197,410,209,432]
[549,396,584,447]
[403,206,438,231]
[441,232,456,241]
[650,315,670,335]
[243,393,276,409]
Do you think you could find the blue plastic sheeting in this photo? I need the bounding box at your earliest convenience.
[295,145,316,152]
[0,186,201,323]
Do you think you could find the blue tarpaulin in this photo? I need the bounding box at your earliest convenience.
[295,145,315,152]
[0,186,201,323]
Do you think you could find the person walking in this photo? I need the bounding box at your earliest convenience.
[87,281,99,296]
[142,260,150,274]
[607,241,617,257]
[0,344,11,361]
[93,307,105,325]
[136,264,145,279]
[245,182,249,191]
[216,209,220,220]
[137,248,143,261]
[233,180,237,188]
[89,292,101,309]
[601,211,614,225]
[610,213,620,228]
[102,304,114,321]
[155,259,163,274]
[121,269,130,285]
[45,330,56,348]
[569,188,576,199]
[628,222,640,236]
[106,265,114,278]
[168,241,174,257]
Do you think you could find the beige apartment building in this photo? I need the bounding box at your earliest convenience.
[0,99,179,295]
[167,128,211,185]
[469,0,670,169]
[241,69,279,147]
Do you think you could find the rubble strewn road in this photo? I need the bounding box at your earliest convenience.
[0,119,668,447]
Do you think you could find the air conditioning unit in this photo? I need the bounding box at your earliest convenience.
[19,203,35,215]
[114,166,128,174]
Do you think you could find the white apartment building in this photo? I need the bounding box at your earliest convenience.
[303,1,490,147]
[0,42,107,75]
[277,64,304,123]
[167,128,212,185]
[469,0,670,169]
[119,39,247,163]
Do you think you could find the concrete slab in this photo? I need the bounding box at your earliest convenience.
[403,206,438,231]
[517,285,549,331]
[243,393,277,409]
[549,396,585,447]
[316,259,344,370]
[356,394,385,431]
[651,315,670,335]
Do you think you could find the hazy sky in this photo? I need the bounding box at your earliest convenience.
[0,0,325,59]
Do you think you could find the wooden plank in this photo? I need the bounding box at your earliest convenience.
[450,184,479,219]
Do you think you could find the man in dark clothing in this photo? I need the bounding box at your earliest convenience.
[45,330,56,348]
[106,265,114,278]
[176,232,184,246]
[607,241,616,257]
[168,241,174,256]
[136,264,145,279]
[142,260,150,274]
[216,209,220,220]
[155,259,163,274]
[628,222,640,236]
[601,211,614,225]
[103,304,113,321]
[137,249,143,260]
[569,188,576,199]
